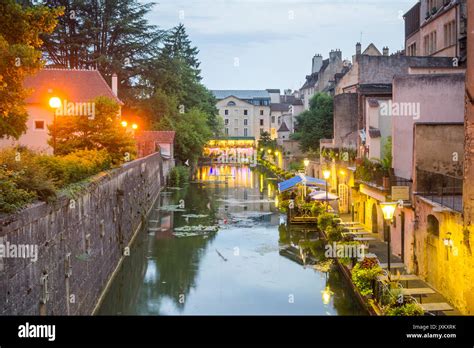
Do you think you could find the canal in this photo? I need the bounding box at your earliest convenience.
[97,165,365,315]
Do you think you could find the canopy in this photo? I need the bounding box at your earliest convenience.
[278,174,327,193]
[309,190,339,201]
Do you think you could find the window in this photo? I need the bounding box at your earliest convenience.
[260,119,264,126]
[225,128,229,135]
[225,119,229,125]
[234,128,238,135]
[427,215,440,237]
[423,31,437,55]
[244,128,248,137]
[244,119,248,126]
[444,20,456,47]
[260,110,264,116]
[34,120,45,130]
[407,42,417,56]
[225,110,229,115]
[271,116,275,123]
[227,101,236,106]
[244,109,248,116]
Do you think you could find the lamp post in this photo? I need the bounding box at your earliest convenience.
[380,202,397,279]
[323,169,331,212]
[49,97,62,155]
[304,158,310,175]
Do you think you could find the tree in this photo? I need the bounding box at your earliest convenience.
[155,108,212,165]
[48,96,136,163]
[41,0,163,104]
[0,0,62,139]
[145,24,220,135]
[292,93,333,152]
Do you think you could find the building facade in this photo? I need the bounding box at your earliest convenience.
[0,69,122,154]
[212,90,272,140]
[404,0,467,62]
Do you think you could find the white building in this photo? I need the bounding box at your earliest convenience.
[212,90,272,140]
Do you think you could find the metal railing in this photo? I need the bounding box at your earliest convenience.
[416,169,463,212]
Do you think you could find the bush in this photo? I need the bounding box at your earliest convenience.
[168,165,190,187]
[385,303,424,316]
[37,149,111,187]
[0,148,112,213]
[326,225,344,242]
[317,212,335,231]
[351,262,383,297]
[0,148,56,201]
[0,168,36,213]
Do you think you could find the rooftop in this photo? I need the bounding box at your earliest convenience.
[212,90,270,100]
[271,103,290,112]
[25,68,122,105]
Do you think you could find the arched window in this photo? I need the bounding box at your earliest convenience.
[427,215,439,237]
[227,101,236,106]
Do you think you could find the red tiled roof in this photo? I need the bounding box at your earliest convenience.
[136,131,175,144]
[24,68,123,105]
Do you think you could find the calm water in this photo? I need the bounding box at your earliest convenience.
[97,165,365,315]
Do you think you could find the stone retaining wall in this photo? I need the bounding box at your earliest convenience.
[0,152,167,315]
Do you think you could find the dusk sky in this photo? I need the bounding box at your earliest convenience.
[145,0,414,91]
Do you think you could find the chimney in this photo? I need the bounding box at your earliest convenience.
[383,46,389,56]
[111,73,118,96]
[356,42,362,55]
[312,54,323,74]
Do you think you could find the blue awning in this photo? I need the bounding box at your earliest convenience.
[278,175,327,192]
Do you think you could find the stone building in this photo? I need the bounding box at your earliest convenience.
[404,0,467,62]
[212,90,272,140]
[300,49,345,110]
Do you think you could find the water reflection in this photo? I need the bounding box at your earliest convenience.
[98,165,365,315]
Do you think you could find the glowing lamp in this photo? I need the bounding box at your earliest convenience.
[132,123,138,130]
[381,202,397,222]
[121,121,128,127]
[49,97,62,109]
[304,159,310,167]
[323,170,331,180]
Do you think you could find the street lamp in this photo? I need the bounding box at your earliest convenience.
[323,169,331,212]
[304,158,310,175]
[380,202,398,278]
[132,123,138,130]
[121,120,128,128]
[49,97,62,155]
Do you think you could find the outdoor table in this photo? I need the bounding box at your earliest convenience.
[377,274,420,288]
[420,302,454,313]
[379,262,405,270]
[338,222,360,226]
[343,226,364,231]
[353,237,376,247]
[401,288,436,303]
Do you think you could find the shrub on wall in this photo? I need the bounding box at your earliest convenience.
[168,165,190,187]
[0,148,113,213]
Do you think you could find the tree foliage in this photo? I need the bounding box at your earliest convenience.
[48,96,136,163]
[41,0,163,104]
[155,108,212,165]
[143,24,219,135]
[292,93,334,153]
[0,0,62,139]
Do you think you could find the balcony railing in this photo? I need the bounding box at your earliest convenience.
[416,169,463,212]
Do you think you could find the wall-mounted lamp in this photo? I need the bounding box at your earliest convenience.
[443,232,454,248]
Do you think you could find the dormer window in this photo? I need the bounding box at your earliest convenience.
[227,101,236,106]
